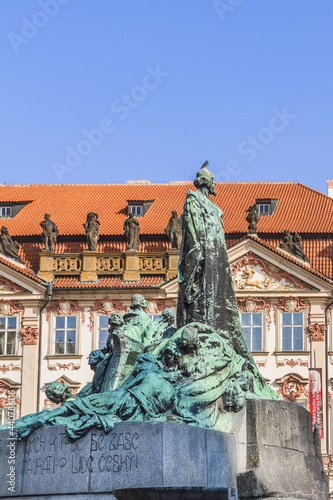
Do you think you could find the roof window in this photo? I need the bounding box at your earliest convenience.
[0,202,31,219]
[256,199,279,216]
[127,200,155,217]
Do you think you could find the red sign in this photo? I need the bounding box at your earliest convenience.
[309,368,324,438]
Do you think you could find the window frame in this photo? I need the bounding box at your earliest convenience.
[128,205,143,217]
[52,314,79,356]
[97,314,109,351]
[279,311,306,352]
[0,206,12,218]
[240,311,264,352]
[0,315,18,356]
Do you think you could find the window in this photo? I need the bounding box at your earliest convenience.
[0,206,11,218]
[281,312,303,351]
[129,205,142,217]
[0,408,9,426]
[98,315,109,350]
[0,316,17,355]
[258,204,270,215]
[54,316,77,355]
[241,313,263,351]
[256,198,279,216]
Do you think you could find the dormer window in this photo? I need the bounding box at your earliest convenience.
[256,199,279,216]
[0,202,31,219]
[0,206,12,218]
[127,200,155,218]
[129,205,143,217]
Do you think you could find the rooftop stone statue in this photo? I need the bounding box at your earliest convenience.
[40,213,59,252]
[0,226,25,264]
[164,210,183,249]
[123,211,140,251]
[83,212,100,252]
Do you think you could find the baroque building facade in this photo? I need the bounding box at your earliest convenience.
[0,180,332,493]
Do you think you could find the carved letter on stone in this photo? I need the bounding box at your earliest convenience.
[21,327,40,345]
[308,324,326,342]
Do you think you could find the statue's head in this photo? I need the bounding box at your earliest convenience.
[293,232,301,242]
[44,213,51,220]
[161,341,180,368]
[161,308,176,326]
[46,381,72,405]
[108,312,124,328]
[88,350,105,371]
[193,161,216,196]
[131,294,147,310]
[180,325,199,353]
[1,226,8,234]
[128,212,134,219]
[171,210,177,218]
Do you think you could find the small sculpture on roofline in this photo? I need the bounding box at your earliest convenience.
[0,226,25,264]
[40,213,58,253]
[279,229,310,263]
[165,210,183,249]
[124,212,140,251]
[83,212,100,252]
[246,205,260,235]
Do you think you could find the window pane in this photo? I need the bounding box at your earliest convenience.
[282,338,292,351]
[66,331,76,354]
[55,330,64,343]
[252,313,262,326]
[293,327,303,340]
[293,337,303,351]
[99,330,108,350]
[67,317,76,329]
[55,342,64,354]
[99,316,109,328]
[241,314,251,326]
[56,317,65,329]
[7,331,16,355]
[282,326,292,340]
[282,313,292,325]
[252,327,262,341]
[252,339,262,351]
[0,318,6,328]
[7,317,17,329]
[0,333,5,355]
[293,313,303,326]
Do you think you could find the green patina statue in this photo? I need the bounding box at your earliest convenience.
[8,162,278,441]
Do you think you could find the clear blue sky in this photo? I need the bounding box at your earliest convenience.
[1,1,332,194]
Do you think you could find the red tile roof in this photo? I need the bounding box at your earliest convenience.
[0,254,43,283]
[1,181,332,236]
[0,181,332,280]
[234,235,332,283]
[53,275,165,289]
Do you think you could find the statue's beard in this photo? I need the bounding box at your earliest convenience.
[209,186,217,196]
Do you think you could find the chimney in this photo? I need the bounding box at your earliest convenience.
[328,180,333,198]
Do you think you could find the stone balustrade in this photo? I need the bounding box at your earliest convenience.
[38,250,179,283]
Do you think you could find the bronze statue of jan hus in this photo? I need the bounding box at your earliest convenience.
[246,205,260,235]
[40,213,58,253]
[124,211,140,251]
[279,229,310,263]
[0,226,24,264]
[165,210,183,249]
[83,212,100,252]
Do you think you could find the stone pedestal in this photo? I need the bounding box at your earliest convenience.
[166,249,180,280]
[123,251,140,281]
[0,401,328,499]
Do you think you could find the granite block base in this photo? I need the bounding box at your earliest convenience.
[0,400,328,500]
